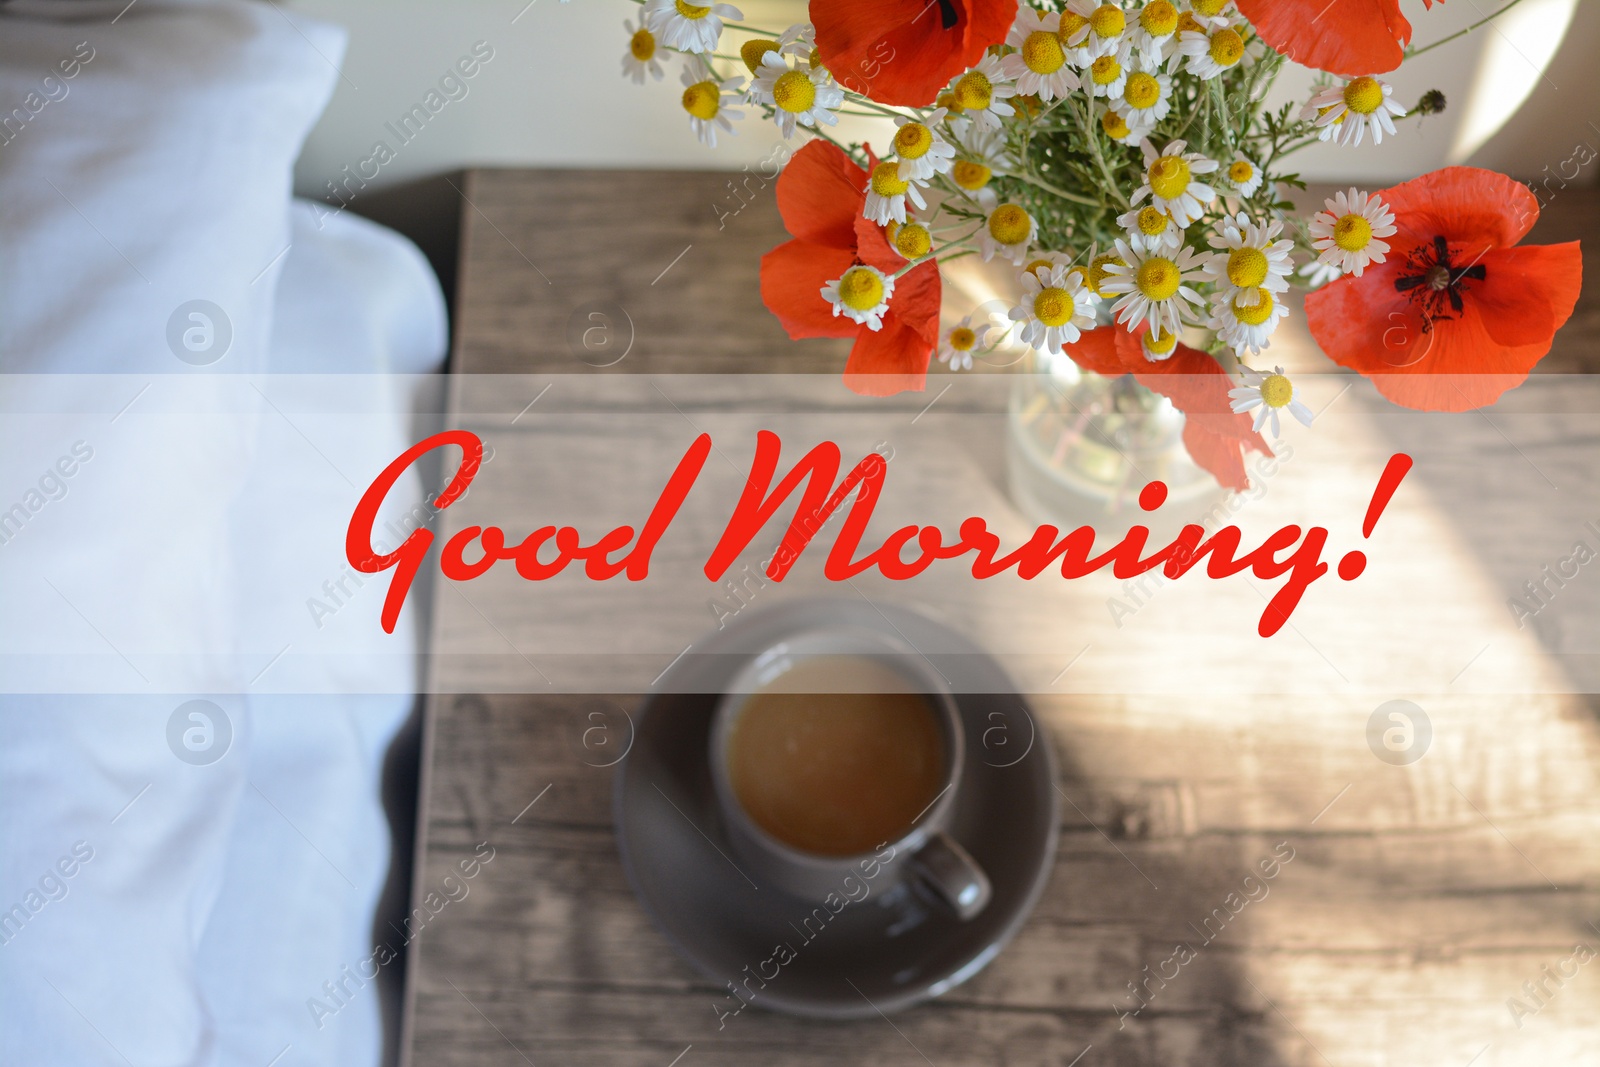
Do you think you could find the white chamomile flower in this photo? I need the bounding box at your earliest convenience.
[1053,7,1097,67]
[1229,365,1313,437]
[886,219,934,260]
[1298,258,1343,289]
[1139,324,1181,361]
[978,203,1038,265]
[1302,75,1407,147]
[1129,0,1180,62]
[645,0,742,54]
[1202,212,1294,307]
[1118,204,1184,254]
[940,316,990,370]
[1065,0,1129,59]
[1309,187,1397,277]
[1187,0,1238,27]
[1177,18,1247,79]
[679,63,744,147]
[1001,8,1082,101]
[1079,243,1129,300]
[1099,106,1153,147]
[737,23,807,74]
[863,159,928,225]
[621,19,665,84]
[1098,238,1208,338]
[891,108,956,181]
[1021,251,1075,284]
[1131,138,1218,227]
[1222,154,1262,197]
[948,54,1017,130]
[821,265,894,331]
[748,52,843,138]
[1009,264,1097,355]
[1110,59,1172,127]
[949,123,1012,209]
[1209,287,1290,357]
[1084,40,1133,98]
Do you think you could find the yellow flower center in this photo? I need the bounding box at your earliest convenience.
[1208,28,1244,67]
[988,204,1033,246]
[1136,206,1168,236]
[1228,159,1254,183]
[1333,213,1373,251]
[1102,109,1131,138]
[1140,1,1179,36]
[1088,253,1125,294]
[1033,287,1076,327]
[1148,155,1191,200]
[949,326,978,351]
[1343,76,1384,115]
[1135,256,1181,301]
[740,39,776,72]
[838,268,886,312]
[894,222,932,258]
[1177,12,1205,34]
[894,122,934,158]
[810,46,822,69]
[1090,4,1126,37]
[1023,257,1055,278]
[937,90,963,113]
[869,160,909,197]
[952,159,992,190]
[1022,30,1066,73]
[1091,55,1122,85]
[1226,246,1269,288]
[1233,290,1275,326]
[681,81,720,121]
[1259,370,1293,407]
[1124,71,1161,109]
[1192,0,1228,15]
[1144,328,1178,355]
[675,0,711,19]
[1058,12,1088,40]
[772,70,816,113]
[631,29,658,62]
[953,70,993,110]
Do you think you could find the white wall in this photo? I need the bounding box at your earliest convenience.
[285,0,1599,199]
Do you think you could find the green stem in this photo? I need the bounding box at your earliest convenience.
[1008,168,1102,207]
[1405,0,1529,58]
[1069,97,1131,210]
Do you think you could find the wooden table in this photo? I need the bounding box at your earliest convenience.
[400,170,1600,1066]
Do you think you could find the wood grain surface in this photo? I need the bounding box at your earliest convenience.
[402,170,1600,1067]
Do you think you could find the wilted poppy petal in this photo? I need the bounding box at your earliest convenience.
[843,316,934,395]
[1061,326,1128,377]
[1381,166,1541,251]
[1237,0,1410,75]
[888,259,942,347]
[760,239,861,339]
[775,139,866,249]
[813,0,1017,106]
[1131,343,1270,493]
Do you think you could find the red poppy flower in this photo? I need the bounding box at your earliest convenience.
[811,0,1018,106]
[1062,325,1271,492]
[1304,166,1582,412]
[1236,0,1414,76]
[761,139,941,396]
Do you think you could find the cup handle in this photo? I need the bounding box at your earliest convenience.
[908,832,992,921]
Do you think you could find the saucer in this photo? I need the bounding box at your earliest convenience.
[613,599,1060,1019]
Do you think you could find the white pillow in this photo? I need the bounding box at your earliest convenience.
[0,3,364,1066]
[0,0,344,692]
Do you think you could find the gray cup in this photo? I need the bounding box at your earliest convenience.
[708,627,993,921]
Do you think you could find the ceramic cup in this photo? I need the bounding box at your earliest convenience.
[708,626,993,921]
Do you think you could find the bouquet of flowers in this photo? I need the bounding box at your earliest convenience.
[614,0,1581,489]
